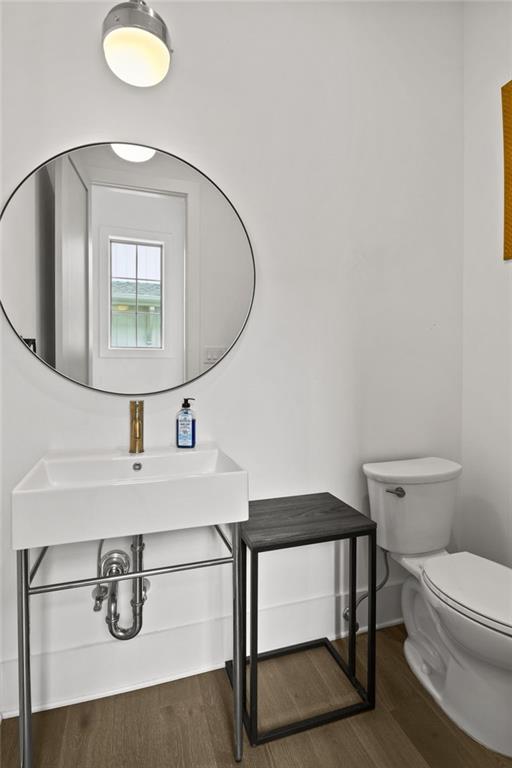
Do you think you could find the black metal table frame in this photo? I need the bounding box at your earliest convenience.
[227,528,377,745]
[16,523,244,768]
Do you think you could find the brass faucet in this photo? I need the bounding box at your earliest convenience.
[129,400,144,454]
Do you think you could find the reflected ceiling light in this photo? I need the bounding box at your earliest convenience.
[111,143,156,162]
[103,1,171,87]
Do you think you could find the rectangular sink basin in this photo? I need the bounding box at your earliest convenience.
[12,443,248,549]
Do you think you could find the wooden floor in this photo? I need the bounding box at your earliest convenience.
[1,625,511,768]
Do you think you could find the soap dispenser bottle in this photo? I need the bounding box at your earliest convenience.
[176,398,196,448]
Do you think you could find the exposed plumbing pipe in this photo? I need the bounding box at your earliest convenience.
[342,549,389,632]
[97,539,104,578]
[105,535,146,641]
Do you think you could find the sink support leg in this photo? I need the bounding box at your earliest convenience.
[17,549,33,768]
[232,523,243,762]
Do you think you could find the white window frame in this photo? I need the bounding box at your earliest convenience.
[109,236,164,351]
[98,224,179,361]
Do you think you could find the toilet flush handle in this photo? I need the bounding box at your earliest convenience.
[386,486,406,498]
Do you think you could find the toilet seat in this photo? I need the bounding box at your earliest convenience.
[422,552,512,637]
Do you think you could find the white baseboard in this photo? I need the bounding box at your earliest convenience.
[1,580,403,718]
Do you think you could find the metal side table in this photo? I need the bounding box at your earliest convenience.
[226,492,377,746]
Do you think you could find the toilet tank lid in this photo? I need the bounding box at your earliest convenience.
[362,457,462,484]
[423,552,512,630]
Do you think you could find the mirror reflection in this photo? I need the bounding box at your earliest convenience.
[0,143,255,394]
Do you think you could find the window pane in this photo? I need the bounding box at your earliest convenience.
[111,279,136,312]
[111,312,137,347]
[137,245,161,280]
[111,242,136,278]
[136,280,161,314]
[137,313,161,348]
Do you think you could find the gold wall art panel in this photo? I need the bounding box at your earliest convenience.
[501,80,512,260]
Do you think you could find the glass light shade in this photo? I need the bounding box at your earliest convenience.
[103,26,170,87]
[111,143,156,162]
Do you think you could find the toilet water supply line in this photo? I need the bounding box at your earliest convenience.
[94,535,148,640]
[342,549,389,632]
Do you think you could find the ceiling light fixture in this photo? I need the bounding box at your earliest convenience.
[103,1,172,88]
[111,143,156,162]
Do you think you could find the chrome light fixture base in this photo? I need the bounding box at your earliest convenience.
[103,1,171,51]
[103,0,172,87]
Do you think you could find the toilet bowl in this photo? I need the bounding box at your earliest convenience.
[363,457,512,757]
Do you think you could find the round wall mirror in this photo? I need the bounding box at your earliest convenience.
[0,143,255,395]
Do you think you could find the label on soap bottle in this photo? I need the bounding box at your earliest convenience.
[177,411,196,448]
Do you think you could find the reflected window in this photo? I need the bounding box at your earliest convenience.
[110,240,163,348]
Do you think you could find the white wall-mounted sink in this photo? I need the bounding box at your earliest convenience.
[12,443,248,549]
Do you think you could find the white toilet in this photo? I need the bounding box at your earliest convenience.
[363,457,512,757]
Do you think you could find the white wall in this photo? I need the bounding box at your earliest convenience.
[55,156,88,382]
[455,3,512,567]
[0,2,463,714]
[1,177,40,336]
[0,171,55,357]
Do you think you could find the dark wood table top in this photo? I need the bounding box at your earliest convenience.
[242,492,376,551]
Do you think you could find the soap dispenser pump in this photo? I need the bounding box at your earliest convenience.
[176,398,196,448]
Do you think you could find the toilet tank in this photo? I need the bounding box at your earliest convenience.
[362,457,462,555]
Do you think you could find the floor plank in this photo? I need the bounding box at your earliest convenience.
[348,707,433,768]
[307,715,380,768]
[159,677,220,768]
[256,646,358,731]
[2,626,511,768]
[56,695,114,768]
[0,715,17,767]
[198,668,271,768]
[392,693,506,768]
[111,684,170,768]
